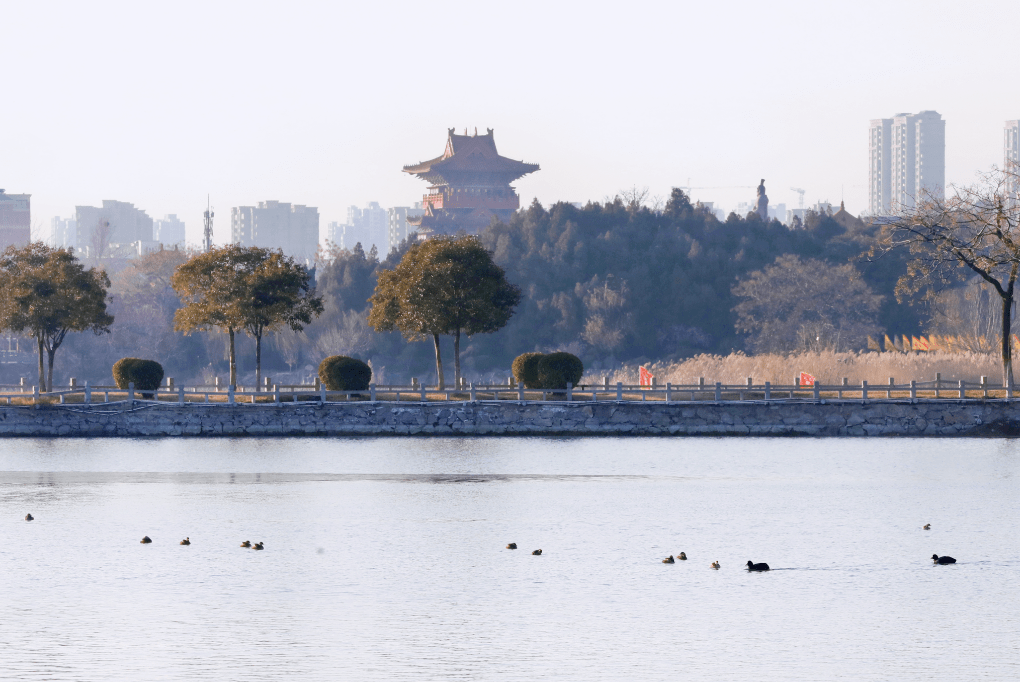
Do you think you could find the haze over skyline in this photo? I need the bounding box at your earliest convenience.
[3,0,1018,247]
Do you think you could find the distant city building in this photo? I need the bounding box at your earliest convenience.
[869,110,945,214]
[153,214,185,247]
[387,202,424,253]
[0,189,31,249]
[767,203,787,223]
[231,200,319,262]
[325,221,345,249]
[1006,120,1020,200]
[403,128,539,236]
[51,216,77,249]
[75,200,153,256]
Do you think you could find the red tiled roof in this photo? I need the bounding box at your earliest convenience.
[403,128,539,182]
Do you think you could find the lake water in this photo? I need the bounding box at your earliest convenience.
[1,437,1017,681]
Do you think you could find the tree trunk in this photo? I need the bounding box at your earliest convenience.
[1002,291,1015,389]
[255,333,262,392]
[228,327,237,388]
[454,328,461,389]
[433,333,444,389]
[46,346,56,393]
[36,334,45,392]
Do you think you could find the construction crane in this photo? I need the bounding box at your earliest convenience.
[790,188,806,209]
[203,195,214,253]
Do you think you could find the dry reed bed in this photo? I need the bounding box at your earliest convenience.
[583,351,1005,386]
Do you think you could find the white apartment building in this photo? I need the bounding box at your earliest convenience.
[51,216,77,249]
[231,200,319,262]
[153,214,185,247]
[1005,120,1020,170]
[340,202,388,254]
[387,202,423,253]
[869,111,945,215]
[75,200,153,255]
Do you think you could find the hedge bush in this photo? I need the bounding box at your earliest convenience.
[511,352,545,389]
[536,352,584,389]
[112,358,164,398]
[318,356,372,391]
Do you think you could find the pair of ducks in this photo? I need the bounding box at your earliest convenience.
[241,540,265,550]
[506,543,541,555]
[661,552,688,563]
[25,513,33,521]
[140,536,192,545]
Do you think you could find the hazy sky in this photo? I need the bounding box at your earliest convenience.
[4,0,1019,246]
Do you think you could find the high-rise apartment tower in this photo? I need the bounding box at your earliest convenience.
[869,111,945,215]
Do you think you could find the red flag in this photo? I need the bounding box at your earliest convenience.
[799,372,815,386]
[639,365,654,387]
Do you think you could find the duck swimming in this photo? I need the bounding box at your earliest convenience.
[240,540,251,548]
[532,549,542,555]
[932,554,956,564]
[711,561,720,569]
[24,513,33,521]
[678,552,687,561]
[506,543,517,550]
[253,542,264,550]
[923,524,931,530]
[746,560,770,571]
[662,555,675,564]
[140,536,152,544]
[180,537,190,546]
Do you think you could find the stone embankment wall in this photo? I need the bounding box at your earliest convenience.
[0,400,1017,437]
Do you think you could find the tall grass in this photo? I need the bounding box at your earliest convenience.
[582,351,1004,386]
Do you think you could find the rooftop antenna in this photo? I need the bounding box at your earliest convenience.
[203,195,214,253]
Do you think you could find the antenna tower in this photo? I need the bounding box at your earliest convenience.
[203,195,214,252]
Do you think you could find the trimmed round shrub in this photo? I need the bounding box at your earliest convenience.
[319,355,372,391]
[536,352,584,390]
[113,358,164,398]
[511,352,545,389]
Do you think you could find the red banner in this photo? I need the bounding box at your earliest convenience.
[799,372,815,386]
[639,366,654,387]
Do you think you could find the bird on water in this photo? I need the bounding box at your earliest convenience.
[746,560,770,571]
[711,561,720,569]
[678,552,687,561]
[506,543,517,550]
[532,549,542,555]
[24,513,33,521]
[662,555,675,564]
[240,540,251,548]
[180,537,190,545]
[923,524,931,530]
[140,536,152,544]
[253,542,264,550]
[932,554,956,564]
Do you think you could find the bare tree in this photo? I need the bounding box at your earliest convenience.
[579,275,632,352]
[873,166,1020,385]
[91,219,112,261]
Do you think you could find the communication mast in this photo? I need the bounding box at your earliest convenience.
[790,188,806,209]
[203,195,214,252]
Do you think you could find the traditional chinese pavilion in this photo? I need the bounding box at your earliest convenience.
[403,128,539,236]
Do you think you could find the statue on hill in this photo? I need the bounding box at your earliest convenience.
[755,179,769,220]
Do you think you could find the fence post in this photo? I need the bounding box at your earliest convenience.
[566,382,572,401]
[714,381,721,401]
[85,381,91,404]
[274,384,280,404]
[959,379,965,399]
[228,384,235,404]
[421,383,427,402]
[910,380,917,400]
[861,381,868,401]
[981,376,988,398]
[1008,375,1014,400]
[518,380,525,402]
[934,372,941,398]
[813,381,820,401]
[603,376,609,390]
[470,382,476,402]
[128,382,135,405]
[764,381,771,400]
[320,383,326,403]
[167,377,174,390]
[215,377,221,392]
[840,377,848,399]
[370,384,376,402]
[666,382,672,403]
[33,385,38,404]
[886,377,893,399]
[616,382,622,401]
[69,377,77,388]
[178,386,185,406]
